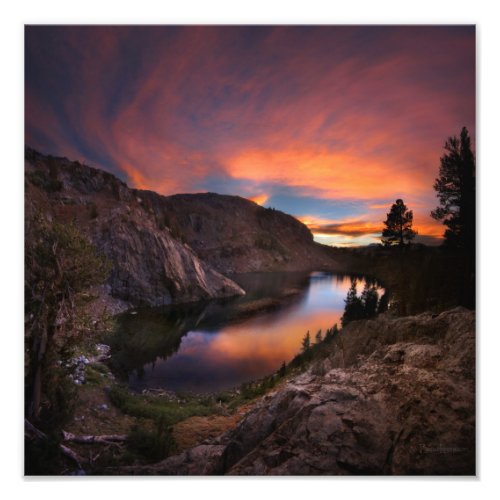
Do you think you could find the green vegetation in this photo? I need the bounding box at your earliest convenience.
[84,364,110,386]
[108,385,221,425]
[25,213,111,426]
[126,417,177,462]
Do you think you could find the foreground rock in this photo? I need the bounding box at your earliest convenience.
[124,308,475,475]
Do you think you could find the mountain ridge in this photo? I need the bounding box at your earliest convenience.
[24,147,339,308]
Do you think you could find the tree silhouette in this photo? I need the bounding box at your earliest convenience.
[431,126,475,251]
[361,283,379,317]
[315,329,323,344]
[301,331,311,352]
[341,279,365,326]
[381,199,417,246]
[341,279,382,326]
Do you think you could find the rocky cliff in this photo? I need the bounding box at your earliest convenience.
[25,148,243,307]
[25,148,338,307]
[138,190,336,275]
[130,307,475,475]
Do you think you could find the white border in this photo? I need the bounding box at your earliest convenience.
[3,1,499,499]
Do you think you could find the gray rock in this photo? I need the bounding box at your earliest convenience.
[132,308,475,476]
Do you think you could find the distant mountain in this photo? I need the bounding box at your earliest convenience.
[25,147,339,307]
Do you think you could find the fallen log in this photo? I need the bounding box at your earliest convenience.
[62,430,127,444]
[25,419,85,470]
[25,418,47,440]
[59,444,84,469]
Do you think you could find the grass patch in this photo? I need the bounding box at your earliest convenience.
[84,366,104,386]
[109,386,221,426]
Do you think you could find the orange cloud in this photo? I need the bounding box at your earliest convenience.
[226,147,430,201]
[25,26,474,250]
[119,162,149,190]
[248,194,269,206]
[299,212,444,242]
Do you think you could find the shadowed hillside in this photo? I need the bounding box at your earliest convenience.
[25,147,339,307]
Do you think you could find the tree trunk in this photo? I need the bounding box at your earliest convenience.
[62,430,127,444]
[30,324,49,420]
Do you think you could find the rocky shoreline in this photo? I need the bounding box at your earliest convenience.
[116,307,475,475]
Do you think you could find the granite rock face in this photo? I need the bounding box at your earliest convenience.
[24,149,243,306]
[24,147,338,306]
[84,207,245,306]
[135,308,475,475]
[139,191,337,275]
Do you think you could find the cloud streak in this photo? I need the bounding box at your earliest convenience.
[25,25,475,245]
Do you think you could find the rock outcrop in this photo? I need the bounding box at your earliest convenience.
[128,308,475,475]
[25,149,244,306]
[24,147,338,306]
[139,191,337,274]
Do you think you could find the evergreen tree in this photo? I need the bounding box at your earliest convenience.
[278,361,287,378]
[315,329,323,344]
[324,328,332,342]
[301,331,311,352]
[431,126,475,251]
[361,283,379,318]
[381,199,417,246]
[25,213,111,422]
[325,324,339,343]
[341,279,364,326]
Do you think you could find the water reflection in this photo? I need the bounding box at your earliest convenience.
[110,272,381,393]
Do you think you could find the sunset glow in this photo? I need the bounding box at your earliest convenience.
[25,26,475,246]
[248,193,269,206]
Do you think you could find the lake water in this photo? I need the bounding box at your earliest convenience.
[110,272,383,394]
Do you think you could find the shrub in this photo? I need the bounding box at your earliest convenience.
[126,417,176,462]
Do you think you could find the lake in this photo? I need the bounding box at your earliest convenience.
[110,272,384,394]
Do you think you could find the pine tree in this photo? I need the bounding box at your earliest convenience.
[431,127,476,309]
[25,213,111,421]
[431,126,475,251]
[381,199,417,246]
[361,283,379,318]
[315,329,323,344]
[301,331,311,352]
[341,279,364,326]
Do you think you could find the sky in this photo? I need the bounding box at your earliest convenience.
[25,25,475,246]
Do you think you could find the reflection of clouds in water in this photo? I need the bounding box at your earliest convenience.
[204,309,342,362]
[129,274,382,392]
